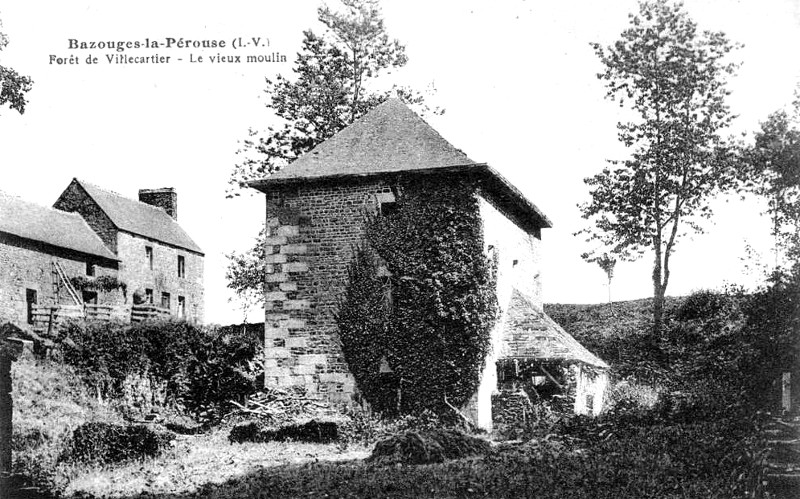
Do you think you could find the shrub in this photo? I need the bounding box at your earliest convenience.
[228,421,263,443]
[338,408,446,445]
[368,429,491,465]
[229,420,338,444]
[602,379,662,414]
[61,422,174,464]
[55,319,262,421]
[739,271,800,409]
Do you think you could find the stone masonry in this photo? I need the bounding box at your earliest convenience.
[0,233,120,325]
[262,179,394,402]
[116,232,204,322]
[54,181,119,253]
[139,188,178,220]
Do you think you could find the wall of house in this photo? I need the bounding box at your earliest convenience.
[261,179,394,403]
[573,365,609,416]
[0,233,119,327]
[116,232,204,323]
[471,193,544,430]
[53,181,119,254]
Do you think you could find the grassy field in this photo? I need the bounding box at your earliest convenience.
[63,430,371,498]
[56,419,758,499]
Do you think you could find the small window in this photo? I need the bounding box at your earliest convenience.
[161,292,171,310]
[379,201,397,217]
[26,289,37,324]
[178,296,186,318]
[86,261,95,276]
[177,255,185,278]
[145,288,153,304]
[145,246,153,270]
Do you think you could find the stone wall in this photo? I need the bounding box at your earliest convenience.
[470,193,544,430]
[117,232,204,323]
[139,188,178,220]
[53,181,119,253]
[261,179,393,402]
[259,177,546,417]
[0,233,119,326]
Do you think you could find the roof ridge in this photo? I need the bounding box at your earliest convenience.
[75,178,177,220]
[68,179,203,255]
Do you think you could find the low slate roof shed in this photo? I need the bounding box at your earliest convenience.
[500,289,609,369]
[0,191,118,261]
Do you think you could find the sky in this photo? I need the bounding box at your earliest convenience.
[1,0,798,325]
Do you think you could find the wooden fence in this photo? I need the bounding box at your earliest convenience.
[130,304,171,323]
[31,303,171,332]
[31,305,84,334]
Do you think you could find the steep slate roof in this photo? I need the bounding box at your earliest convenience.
[500,289,608,369]
[248,98,552,229]
[70,180,203,255]
[0,191,118,260]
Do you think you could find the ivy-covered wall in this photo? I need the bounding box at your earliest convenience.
[338,176,499,417]
[260,172,548,430]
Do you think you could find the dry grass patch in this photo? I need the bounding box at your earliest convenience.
[12,356,124,492]
[63,426,370,498]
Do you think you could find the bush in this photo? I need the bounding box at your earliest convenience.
[55,319,262,421]
[338,408,446,445]
[61,422,174,464]
[229,420,339,444]
[368,429,491,465]
[602,379,662,414]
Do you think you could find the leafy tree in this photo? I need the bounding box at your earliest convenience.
[582,252,617,306]
[579,0,740,335]
[227,0,435,309]
[0,17,33,114]
[745,94,800,269]
[228,0,411,193]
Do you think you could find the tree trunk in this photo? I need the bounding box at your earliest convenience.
[652,248,664,336]
[651,252,666,361]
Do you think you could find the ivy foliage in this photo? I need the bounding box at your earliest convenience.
[69,275,127,295]
[337,176,498,415]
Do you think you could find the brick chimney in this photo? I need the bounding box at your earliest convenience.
[139,188,177,220]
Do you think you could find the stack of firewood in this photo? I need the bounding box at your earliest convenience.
[227,387,333,423]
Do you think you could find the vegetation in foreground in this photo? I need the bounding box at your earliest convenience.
[11,277,795,498]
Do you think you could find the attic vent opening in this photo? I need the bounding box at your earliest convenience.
[380,201,397,216]
[374,191,397,216]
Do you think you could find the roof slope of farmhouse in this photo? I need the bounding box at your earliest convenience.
[72,180,203,254]
[250,98,552,228]
[500,289,608,368]
[0,191,118,260]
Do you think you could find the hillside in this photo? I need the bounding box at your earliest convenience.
[545,297,686,376]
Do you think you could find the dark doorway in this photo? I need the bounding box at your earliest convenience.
[25,289,37,324]
[82,291,98,305]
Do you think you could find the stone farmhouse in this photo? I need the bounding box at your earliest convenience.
[249,99,608,430]
[0,180,204,329]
